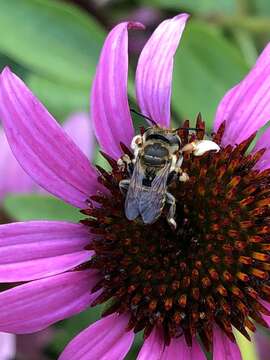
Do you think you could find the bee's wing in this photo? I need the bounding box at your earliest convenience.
[125,157,144,220]
[139,161,171,224]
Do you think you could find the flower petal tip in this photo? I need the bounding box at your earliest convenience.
[175,13,190,22]
[0,66,12,78]
[127,21,145,31]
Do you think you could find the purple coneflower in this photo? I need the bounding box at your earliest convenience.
[0,12,270,360]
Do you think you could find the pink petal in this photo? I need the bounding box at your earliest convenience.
[161,337,206,359]
[254,328,270,360]
[0,333,15,360]
[213,325,242,360]
[259,299,270,326]
[213,85,238,133]
[59,314,134,360]
[138,328,206,360]
[0,221,92,282]
[91,22,144,160]
[252,127,270,171]
[0,113,95,200]
[0,67,100,209]
[137,327,164,359]
[136,13,189,128]
[63,112,94,159]
[214,43,270,146]
[0,127,36,201]
[0,270,98,333]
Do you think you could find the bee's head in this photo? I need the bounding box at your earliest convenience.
[143,127,181,154]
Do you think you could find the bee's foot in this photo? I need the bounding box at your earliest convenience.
[168,218,177,230]
[179,172,189,182]
[117,158,125,172]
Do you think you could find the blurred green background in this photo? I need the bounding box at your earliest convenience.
[0,0,270,359]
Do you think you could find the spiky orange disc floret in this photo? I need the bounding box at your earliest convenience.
[81,120,270,351]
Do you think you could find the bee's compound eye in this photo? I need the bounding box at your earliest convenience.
[131,135,143,150]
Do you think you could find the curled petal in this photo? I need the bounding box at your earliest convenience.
[213,325,242,360]
[59,314,134,360]
[136,13,189,128]
[0,270,99,333]
[0,221,92,282]
[0,68,100,208]
[91,22,144,160]
[214,43,270,146]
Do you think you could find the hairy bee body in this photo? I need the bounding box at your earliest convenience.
[118,113,220,228]
[121,128,182,226]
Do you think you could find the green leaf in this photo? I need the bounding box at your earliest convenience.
[140,0,236,14]
[235,330,259,360]
[252,0,270,15]
[26,74,89,121]
[0,0,105,87]
[172,21,249,128]
[125,332,143,360]
[3,194,82,222]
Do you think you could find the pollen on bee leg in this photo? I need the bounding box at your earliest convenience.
[179,171,189,182]
[131,135,143,150]
[192,140,220,156]
[117,154,132,171]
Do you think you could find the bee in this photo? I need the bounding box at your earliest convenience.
[118,110,220,229]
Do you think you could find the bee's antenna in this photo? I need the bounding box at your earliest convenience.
[130,108,158,126]
[175,126,204,131]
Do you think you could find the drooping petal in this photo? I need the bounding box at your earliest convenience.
[63,112,94,159]
[136,13,189,128]
[214,43,270,146]
[213,325,242,360]
[137,327,164,360]
[252,126,270,171]
[0,113,95,201]
[59,314,134,360]
[0,221,92,282]
[0,270,99,333]
[161,337,206,360]
[0,127,36,201]
[0,68,100,209]
[0,333,15,360]
[91,22,144,160]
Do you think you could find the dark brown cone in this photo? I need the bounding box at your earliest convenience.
[80,120,270,351]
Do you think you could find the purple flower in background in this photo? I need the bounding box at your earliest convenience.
[0,332,15,360]
[1,12,270,359]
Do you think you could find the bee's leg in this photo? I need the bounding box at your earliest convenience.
[167,170,177,185]
[117,154,133,176]
[166,192,177,229]
[119,179,130,195]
